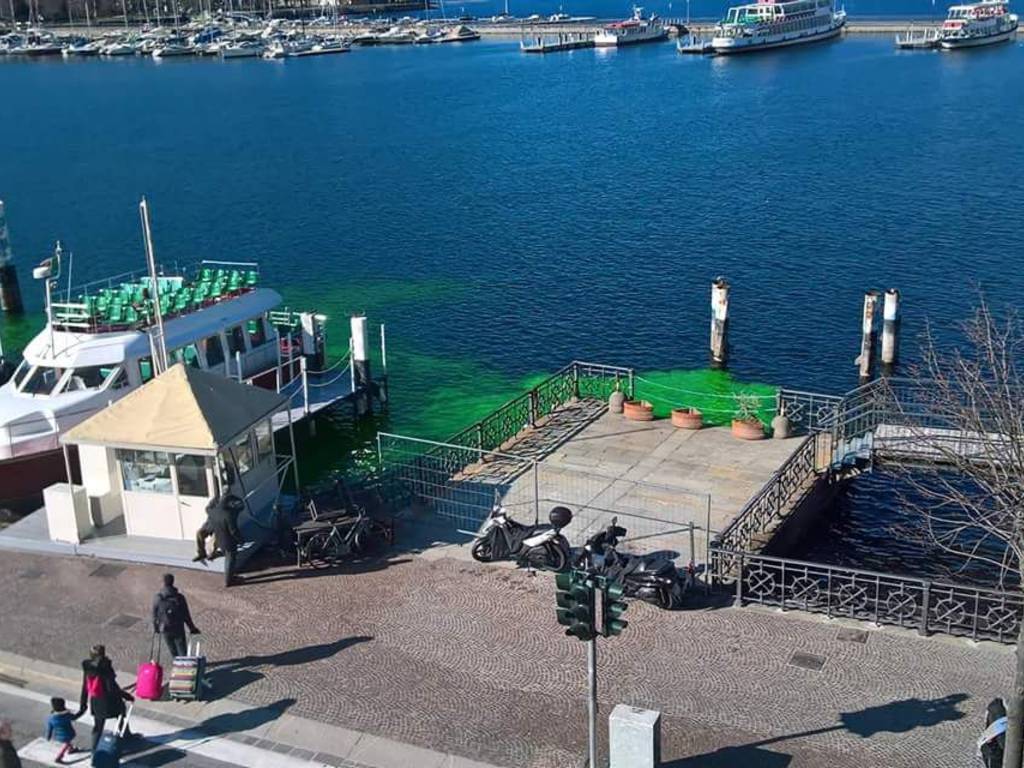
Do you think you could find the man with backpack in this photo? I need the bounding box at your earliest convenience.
[151,574,200,658]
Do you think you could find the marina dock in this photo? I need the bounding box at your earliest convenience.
[520,32,594,53]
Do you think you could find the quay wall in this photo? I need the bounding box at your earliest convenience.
[44,18,944,40]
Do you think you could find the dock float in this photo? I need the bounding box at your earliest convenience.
[520,33,594,53]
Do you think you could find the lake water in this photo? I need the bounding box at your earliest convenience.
[1,35,1022,580]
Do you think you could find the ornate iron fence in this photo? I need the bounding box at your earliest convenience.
[777,389,843,435]
[713,433,828,556]
[711,548,1023,644]
[446,360,634,456]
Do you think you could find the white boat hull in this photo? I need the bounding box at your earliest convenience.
[712,18,845,54]
[939,22,1017,47]
[593,30,667,47]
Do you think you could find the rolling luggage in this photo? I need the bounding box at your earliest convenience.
[136,634,163,701]
[91,703,131,768]
[168,639,205,701]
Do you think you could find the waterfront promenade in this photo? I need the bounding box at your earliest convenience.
[0,547,1009,767]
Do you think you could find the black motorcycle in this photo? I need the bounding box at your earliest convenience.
[471,505,573,571]
[576,517,692,609]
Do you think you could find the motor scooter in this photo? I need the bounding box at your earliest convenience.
[471,505,572,571]
[576,516,692,609]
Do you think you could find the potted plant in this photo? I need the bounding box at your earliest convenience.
[623,400,654,422]
[731,393,766,441]
[671,407,703,430]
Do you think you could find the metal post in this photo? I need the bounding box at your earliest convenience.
[734,554,744,607]
[300,355,310,416]
[235,350,243,383]
[349,336,356,394]
[919,581,931,637]
[688,521,695,571]
[287,406,300,492]
[533,460,540,526]
[275,332,282,393]
[587,636,598,768]
[628,369,636,400]
[62,443,80,529]
[139,198,168,373]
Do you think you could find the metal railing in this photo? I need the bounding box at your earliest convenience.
[777,388,843,435]
[713,432,829,556]
[712,548,1023,644]
[445,360,634,457]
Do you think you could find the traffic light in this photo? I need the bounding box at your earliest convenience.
[555,571,595,641]
[601,579,629,638]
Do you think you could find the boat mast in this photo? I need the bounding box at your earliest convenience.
[138,197,169,375]
[121,0,128,29]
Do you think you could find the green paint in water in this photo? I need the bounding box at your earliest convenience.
[633,369,778,426]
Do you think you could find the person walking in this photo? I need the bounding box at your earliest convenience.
[44,697,77,764]
[0,719,21,768]
[75,645,134,752]
[194,479,243,587]
[152,573,200,658]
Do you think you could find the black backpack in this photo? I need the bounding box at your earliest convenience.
[157,592,185,632]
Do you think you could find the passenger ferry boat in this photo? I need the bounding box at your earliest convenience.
[593,6,668,47]
[711,0,846,54]
[0,247,325,512]
[938,1,1018,48]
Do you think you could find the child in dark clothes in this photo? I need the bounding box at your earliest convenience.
[45,697,77,764]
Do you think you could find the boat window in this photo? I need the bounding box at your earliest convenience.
[118,449,173,494]
[226,325,247,356]
[175,454,210,497]
[247,319,268,348]
[11,360,29,389]
[255,419,273,464]
[203,335,225,367]
[108,367,130,390]
[139,357,155,384]
[171,344,202,369]
[21,366,67,396]
[230,431,254,476]
[63,365,111,393]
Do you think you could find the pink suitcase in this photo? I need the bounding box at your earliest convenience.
[136,636,164,701]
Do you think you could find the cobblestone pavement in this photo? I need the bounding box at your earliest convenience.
[0,549,1011,768]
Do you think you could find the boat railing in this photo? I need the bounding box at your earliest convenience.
[52,259,260,304]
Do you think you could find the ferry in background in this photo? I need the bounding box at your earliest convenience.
[0,242,327,514]
[593,6,668,46]
[938,1,1018,48]
[711,0,846,54]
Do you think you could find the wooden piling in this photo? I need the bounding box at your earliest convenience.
[881,288,900,376]
[351,314,371,418]
[0,201,25,315]
[857,290,880,384]
[710,277,729,369]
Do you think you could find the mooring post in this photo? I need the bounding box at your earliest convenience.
[351,314,371,418]
[710,277,729,369]
[881,288,900,376]
[857,290,880,385]
[0,200,24,314]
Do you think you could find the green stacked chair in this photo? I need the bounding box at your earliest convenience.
[108,304,125,325]
[228,270,242,293]
[200,267,213,282]
[245,270,258,287]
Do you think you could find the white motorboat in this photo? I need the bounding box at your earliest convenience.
[262,37,315,58]
[593,7,667,46]
[221,39,264,58]
[414,28,443,44]
[440,24,481,42]
[64,39,104,56]
[152,38,197,58]
[295,37,351,55]
[710,0,847,54]
[938,1,1018,48]
[101,40,139,55]
[376,26,418,44]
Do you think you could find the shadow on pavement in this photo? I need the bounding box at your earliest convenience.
[206,636,373,698]
[663,693,969,767]
[123,697,297,761]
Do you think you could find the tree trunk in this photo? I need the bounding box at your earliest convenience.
[1004,619,1024,768]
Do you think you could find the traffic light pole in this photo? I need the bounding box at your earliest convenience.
[587,635,597,768]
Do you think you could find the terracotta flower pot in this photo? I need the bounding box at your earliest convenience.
[623,400,655,422]
[671,407,703,430]
[731,418,765,441]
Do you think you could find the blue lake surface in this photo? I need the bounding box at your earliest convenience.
[1,35,1021,579]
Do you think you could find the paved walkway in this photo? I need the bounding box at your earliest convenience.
[0,549,1011,768]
